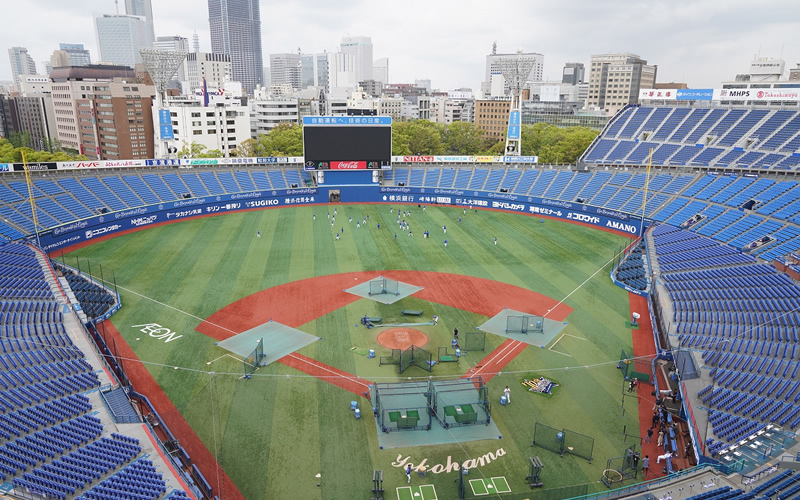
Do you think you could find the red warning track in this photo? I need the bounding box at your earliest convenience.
[629,292,671,479]
[100,320,244,500]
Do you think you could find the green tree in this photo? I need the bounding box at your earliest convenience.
[241,123,304,157]
[0,139,87,163]
[177,142,210,158]
[8,131,32,149]
[519,123,598,163]
[392,121,444,155]
[440,121,487,155]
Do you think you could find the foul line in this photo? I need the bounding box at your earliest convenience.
[80,274,239,337]
[283,353,371,390]
[205,353,243,366]
[544,250,626,320]
[548,334,572,357]
[470,340,522,378]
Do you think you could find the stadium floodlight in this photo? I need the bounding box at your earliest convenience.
[494,50,537,157]
[139,48,188,159]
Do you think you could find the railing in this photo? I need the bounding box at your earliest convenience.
[563,464,726,500]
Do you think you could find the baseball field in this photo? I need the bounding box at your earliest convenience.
[60,203,644,500]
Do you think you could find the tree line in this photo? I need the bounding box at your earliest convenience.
[232,121,598,164]
[0,120,599,165]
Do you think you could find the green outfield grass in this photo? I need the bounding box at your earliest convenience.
[63,204,642,500]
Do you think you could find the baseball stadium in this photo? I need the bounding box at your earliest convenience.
[3,102,800,500]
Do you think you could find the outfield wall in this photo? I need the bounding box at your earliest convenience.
[35,185,647,253]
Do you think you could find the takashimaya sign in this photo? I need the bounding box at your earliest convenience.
[391,447,506,474]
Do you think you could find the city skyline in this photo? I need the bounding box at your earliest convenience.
[2,0,799,91]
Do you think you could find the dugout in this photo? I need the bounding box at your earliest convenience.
[430,378,491,429]
[373,381,432,433]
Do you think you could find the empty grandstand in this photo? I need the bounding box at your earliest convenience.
[4,103,800,498]
[0,243,192,498]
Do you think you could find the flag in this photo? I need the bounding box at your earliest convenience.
[202,77,209,107]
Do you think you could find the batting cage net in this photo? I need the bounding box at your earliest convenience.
[430,377,491,429]
[373,381,432,433]
[243,338,264,375]
[464,331,485,352]
[369,278,387,296]
[398,345,433,374]
[532,422,594,462]
[384,278,399,295]
[379,348,401,366]
[506,315,529,334]
[619,349,650,383]
[368,277,400,296]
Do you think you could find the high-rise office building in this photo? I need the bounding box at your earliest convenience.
[59,44,92,67]
[483,49,544,96]
[94,13,153,68]
[155,36,190,84]
[586,53,656,115]
[1,76,58,151]
[125,0,156,45]
[50,65,155,159]
[208,0,264,93]
[300,53,330,90]
[373,57,388,86]
[183,52,232,91]
[562,62,585,85]
[340,36,373,83]
[269,53,302,89]
[8,47,37,87]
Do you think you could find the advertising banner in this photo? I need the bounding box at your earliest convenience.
[503,156,538,163]
[145,159,180,166]
[158,109,174,140]
[59,160,146,170]
[329,161,367,170]
[434,156,472,163]
[676,89,713,101]
[377,187,646,235]
[303,116,392,125]
[39,188,320,252]
[12,162,57,172]
[507,111,521,140]
[638,89,677,100]
[713,88,800,101]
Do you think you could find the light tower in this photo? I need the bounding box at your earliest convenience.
[139,48,187,158]
[494,50,536,156]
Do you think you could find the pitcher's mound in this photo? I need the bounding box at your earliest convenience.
[377,328,429,350]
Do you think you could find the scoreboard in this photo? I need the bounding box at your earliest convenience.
[302,116,392,171]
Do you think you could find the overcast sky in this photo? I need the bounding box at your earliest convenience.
[3,0,800,91]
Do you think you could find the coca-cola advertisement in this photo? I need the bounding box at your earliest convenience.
[330,161,367,170]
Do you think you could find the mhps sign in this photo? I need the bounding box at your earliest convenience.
[392,448,506,474]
